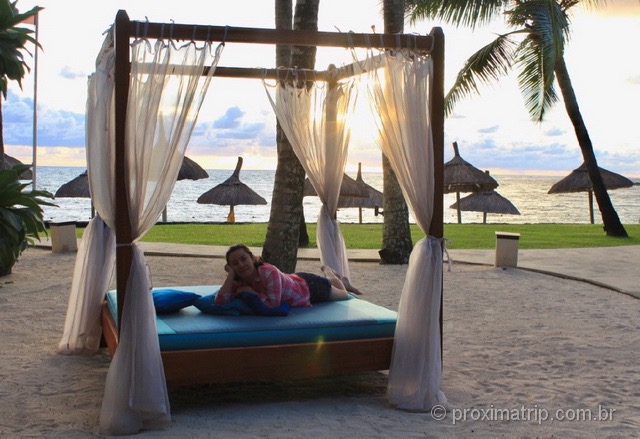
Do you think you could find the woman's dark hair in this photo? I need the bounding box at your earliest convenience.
[226,243,263,267]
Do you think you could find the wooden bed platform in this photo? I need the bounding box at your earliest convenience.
[101,289,395,387]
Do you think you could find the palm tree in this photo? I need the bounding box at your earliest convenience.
[406,0,627,237]
[262,0,319,272]
[379,0,414,264]
[0,1,42,169]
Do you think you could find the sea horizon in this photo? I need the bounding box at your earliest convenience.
[35,166,639,226]
[24,163,640,179]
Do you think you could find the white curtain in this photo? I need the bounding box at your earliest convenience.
[263,76,358,277]
[360,49,447,411]
[99,36,221,435]
[58,32,117,356]
[56,27,221,434]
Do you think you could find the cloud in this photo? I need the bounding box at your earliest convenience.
[447,112,466,120]
[443,135,588,174]
[2,91,33,123]
[5,95,278,157]
[4,91,85,148]
[216,122,264,140]
[478,125,499,134]
[59,66,87,80]
[213,107,243,129]
[544,127,565,136]
[187,105,277,157]
[3,92,37,144]
[39,109,86,147]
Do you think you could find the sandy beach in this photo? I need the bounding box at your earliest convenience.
[2,247,639,438]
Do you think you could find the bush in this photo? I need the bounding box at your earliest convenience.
[0,164,55,276]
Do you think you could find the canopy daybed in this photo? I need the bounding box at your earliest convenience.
[58,9,445,435]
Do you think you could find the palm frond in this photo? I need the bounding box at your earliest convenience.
[566,0,608,12]
[445,33,518,116]
[511,1,567,121]
[0,2,43,97]
[516,35,559,122]
[0,164,53,273]
[406,0,508,29]
[508,0,568,52]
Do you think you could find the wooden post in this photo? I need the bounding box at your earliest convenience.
[428,27,445,366]
[429,27,445,241]
[114,10,134,331]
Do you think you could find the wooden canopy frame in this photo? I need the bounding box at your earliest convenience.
[105,9,445,386]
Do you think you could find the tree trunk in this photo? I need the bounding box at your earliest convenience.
[262,0,319,272]
[379,0,413,264]
[554,57,627,237]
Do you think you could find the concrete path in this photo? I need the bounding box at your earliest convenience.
[35,237,640,299]
[447,246,639,299]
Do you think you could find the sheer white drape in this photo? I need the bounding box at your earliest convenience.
[263,77,357,277]
[58,32,117,356]
[361,50,447,411]
[57,28,220,435]
[99,37,221,435]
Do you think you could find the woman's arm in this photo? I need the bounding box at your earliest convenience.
[214,264,238,304]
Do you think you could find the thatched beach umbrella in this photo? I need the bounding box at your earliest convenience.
[53,156,210,221]
[55,170,90,198]
[162,156,210,222]
[299,170,368,245]
[178,156,209,181]
[548,162,634,224]
[337,162,383,223]
[303,173,369,198]
[197,156,267,223]
[3,154,33,179]
[450,190,520,224]
[444,141,499,223]
[55,170,95,218]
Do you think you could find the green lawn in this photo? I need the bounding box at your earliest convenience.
[76,223,640,250]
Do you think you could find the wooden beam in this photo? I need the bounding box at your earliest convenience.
[123,14,436,52]
[133,65,331,81]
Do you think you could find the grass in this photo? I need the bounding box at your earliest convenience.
[76,223,640,250]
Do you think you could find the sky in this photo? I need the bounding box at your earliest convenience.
[5,0,640,178]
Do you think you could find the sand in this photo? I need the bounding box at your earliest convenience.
[2,247,639,438]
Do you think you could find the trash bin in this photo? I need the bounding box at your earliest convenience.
[495,231,520,267]
[50,221,78,253]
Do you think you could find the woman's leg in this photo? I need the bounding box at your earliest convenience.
[320,267,350,300]
[321,265,362,295]
[329,286,350,301]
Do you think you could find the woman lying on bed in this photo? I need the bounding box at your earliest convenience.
[215,243,362,309]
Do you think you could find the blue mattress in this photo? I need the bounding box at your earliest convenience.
[105,286,397,351]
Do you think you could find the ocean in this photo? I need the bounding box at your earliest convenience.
[35,166,639,226]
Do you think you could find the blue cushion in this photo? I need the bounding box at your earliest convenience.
[236,292,291,316]
[105,286,397,351]
[193,294,251,316]
[194,293,291,317]
[153,289,200,314]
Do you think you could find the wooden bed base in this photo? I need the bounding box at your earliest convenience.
[101,302,393,387]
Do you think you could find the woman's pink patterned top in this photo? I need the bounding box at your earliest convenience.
[214,262,311,308]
